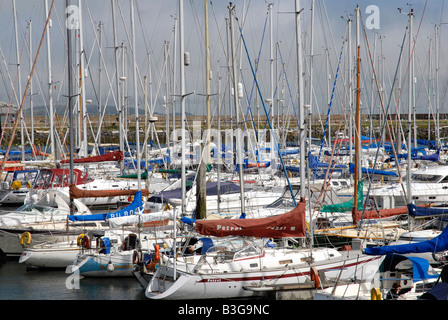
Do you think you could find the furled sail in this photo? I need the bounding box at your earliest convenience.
[408,203,448,217]
[352,206,408,224]
[364,224,448,255]
[69,184,149,199]
[60,150,123,164]
[68,191,143,222]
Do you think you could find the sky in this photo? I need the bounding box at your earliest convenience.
[0,0,446,124]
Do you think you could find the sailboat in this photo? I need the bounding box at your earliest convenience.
[144,1,384,300]
[145,197,384,299]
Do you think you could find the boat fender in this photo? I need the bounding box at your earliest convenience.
[77,233,86,247]
[20,232,31,246]
[371,287,382,300]
[12,180,21,190]
[310,267,320,289]
[107,263,114,272]
[133,250,142,264]
[155,244,161,262]
[82,236,91,249]
[164,204,172,211]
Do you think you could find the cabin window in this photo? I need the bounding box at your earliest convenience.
[53,175,64,186]
[234,245,261,260]
[250,263,258,268]
[411,173,441,183]
[279,259,293,265]
[440,176,448,183]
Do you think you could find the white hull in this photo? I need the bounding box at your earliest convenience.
[146,248,383,300]
[19,245,82,268]
[72,250,138,277]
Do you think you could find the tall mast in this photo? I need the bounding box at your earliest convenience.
[111,0,124,172]
[407,9,413,206]
[13,0,25,161]
[164,42,170,152]
[353,5,361,211]
[196,0,210,219]
[78,0,88,156]
[28,20,34,145]
[66,0,75,211]
[295,0,305,199]
[97,21,103,149]
[179,0,186,218]
[130,0,141,189]
[269,3,274,132]
[228,2,246,216]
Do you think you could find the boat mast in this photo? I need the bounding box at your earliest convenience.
[111,0,124,173]
[407,9,414,230]
[353,5,361,212]
[66,0,75,211]
[28,20,34,145]
[228,2,246,216]
[196,0,211,220]
[130,0,141,189]
[78,0,88,157]
[12,0,25,161]
[295,0,306,199]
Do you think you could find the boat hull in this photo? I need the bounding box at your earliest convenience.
[71,251,139,277]
[19,246,81,268]
[145,251,383,300]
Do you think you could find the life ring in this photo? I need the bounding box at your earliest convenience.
[12,180,21,190]
[20,232,31,246]
[292,159,299,165]
[371,287,382,300]
[77,233,86,247]
[310,267,320,289]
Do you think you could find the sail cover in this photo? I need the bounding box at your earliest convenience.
[68,191,143,222]
[60,150,123,164]
[320,181,363,213]
[364,224,448,255]
[352,206,408,224]
[195,198,306,238]
[408,203,448,217]
[69,184,149,198]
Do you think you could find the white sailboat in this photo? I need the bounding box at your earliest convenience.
[145,199,384,300]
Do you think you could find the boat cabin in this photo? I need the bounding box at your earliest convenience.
[33,168,93,189]
[1,169,39,190]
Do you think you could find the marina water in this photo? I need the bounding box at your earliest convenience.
[0,206,146,300]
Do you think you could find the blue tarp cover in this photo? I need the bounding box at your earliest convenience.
[364,224,448,256]
[408,203,448,217]
[68,191,143,222]
[349,162,398,176]
[381,254,439,282]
